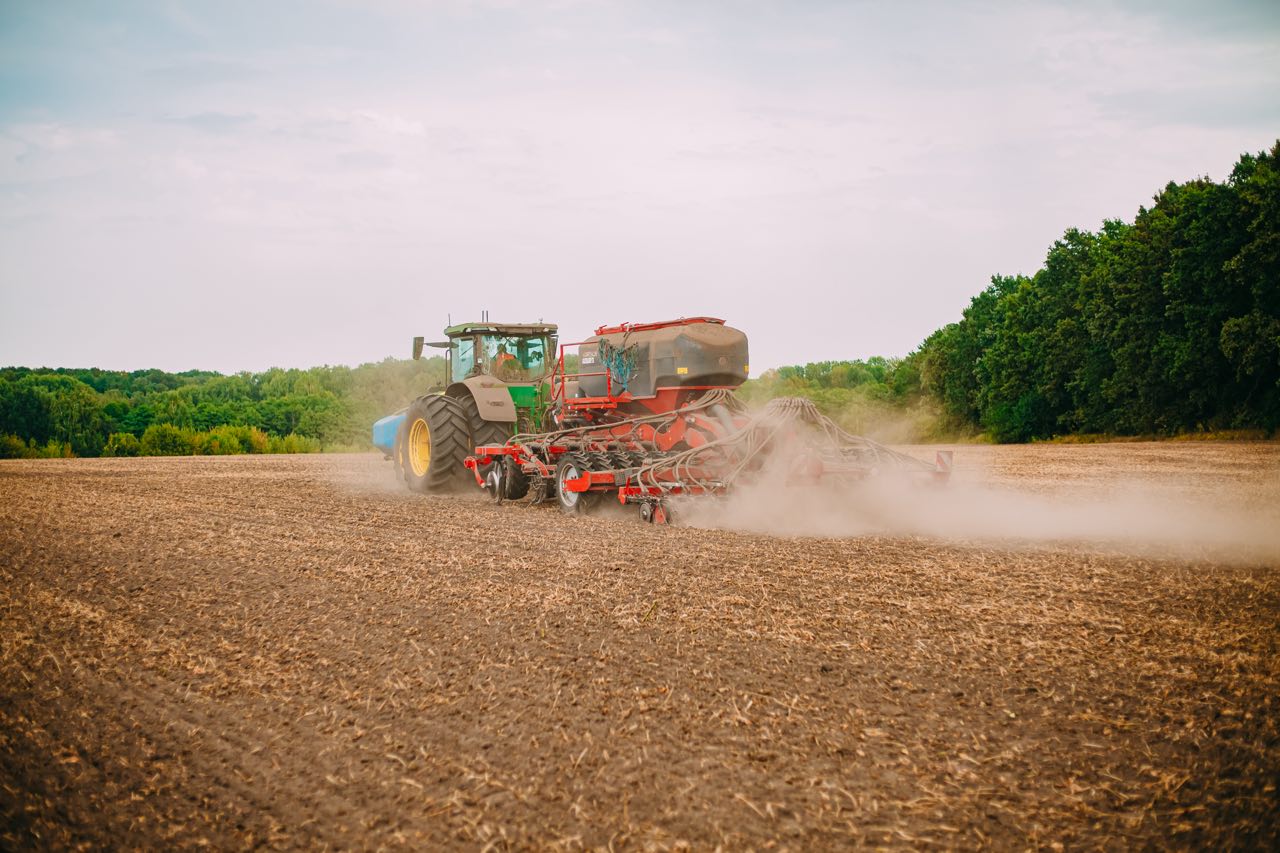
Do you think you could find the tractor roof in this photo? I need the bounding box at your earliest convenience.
[444,322,558,337]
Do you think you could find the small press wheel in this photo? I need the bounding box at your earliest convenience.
[555,455,600,516]
[485,465,504,504]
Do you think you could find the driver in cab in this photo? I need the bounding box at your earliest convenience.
[494,343,522,380]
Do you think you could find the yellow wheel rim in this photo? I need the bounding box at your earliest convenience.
[408,418,431,477]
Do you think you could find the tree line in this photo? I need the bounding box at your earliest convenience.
[744,141,1279,442]
[0,358,445,458]
[910,141,1279,441]
[737,356,939,442]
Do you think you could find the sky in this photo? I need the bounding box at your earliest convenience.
[1,0,1277,375]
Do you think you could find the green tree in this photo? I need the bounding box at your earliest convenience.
[202,425,246,455]
[1219,142,1280,428]
[0,377,53,444]
[102,432,141,457]
[140,423,196,456]
[153,390,196,429]
[916,140,1279,440]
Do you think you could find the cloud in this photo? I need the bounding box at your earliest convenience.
[164,111,258,134]
[351,110,426,137]
[143,57,261,86]
[336,149,395,170]
[1094,86,1280,130]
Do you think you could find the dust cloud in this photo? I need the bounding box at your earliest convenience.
[678,454,1280,564]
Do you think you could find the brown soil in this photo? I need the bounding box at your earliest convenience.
[1,445,1277,849]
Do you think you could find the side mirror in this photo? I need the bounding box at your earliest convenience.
[412,336,424,360]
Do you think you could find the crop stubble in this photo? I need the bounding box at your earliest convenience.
[0,444,1277,849]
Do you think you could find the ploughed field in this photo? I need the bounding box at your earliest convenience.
[1,444,1277,849]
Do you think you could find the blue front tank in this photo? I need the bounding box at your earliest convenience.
[372,411,406,457]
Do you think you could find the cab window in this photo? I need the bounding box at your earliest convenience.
[450,337,477,382]
[480,335,548,380]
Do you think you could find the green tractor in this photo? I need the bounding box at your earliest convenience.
[376,321,559,493]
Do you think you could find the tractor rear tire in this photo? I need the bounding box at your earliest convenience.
[458,393,513,451]
[403,395,471,493]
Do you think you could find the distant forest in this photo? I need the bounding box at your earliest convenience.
[0,359,445,458]
[1,142,1276,455]
[911,140,1279,441]
[750,140,1279,442]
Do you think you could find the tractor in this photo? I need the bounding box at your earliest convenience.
[372,319,560,493]
[372,316,950,522]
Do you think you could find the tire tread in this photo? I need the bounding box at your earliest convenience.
[405,395,472,493]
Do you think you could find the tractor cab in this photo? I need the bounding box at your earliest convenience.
[415,322,558,385]
[447,323,557,384]
[411,321,560,438]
